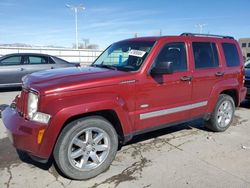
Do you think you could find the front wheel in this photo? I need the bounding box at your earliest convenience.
[206,94,235,132]
[53,116,118,180]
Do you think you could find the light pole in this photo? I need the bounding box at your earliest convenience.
[159,29,162,36]
[195,24,207,34]
[66,4,85,49]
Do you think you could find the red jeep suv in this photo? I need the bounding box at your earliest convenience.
[2,33,247,180]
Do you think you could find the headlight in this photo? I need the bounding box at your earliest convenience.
[27,92,38,119]
[27,91,51,124]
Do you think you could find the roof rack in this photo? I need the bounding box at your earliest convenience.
[180,33,234,39]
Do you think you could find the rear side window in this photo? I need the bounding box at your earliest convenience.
[28,56,48,64]
[192,42,219,69]
[222,43,240,67]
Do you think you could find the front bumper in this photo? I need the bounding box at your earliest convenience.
[2,106,49,160]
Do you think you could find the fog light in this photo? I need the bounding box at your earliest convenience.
[32,112,51,124]
[37,129,45,144]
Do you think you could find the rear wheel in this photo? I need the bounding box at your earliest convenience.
[206,94,235,132]
[53,116,118,180]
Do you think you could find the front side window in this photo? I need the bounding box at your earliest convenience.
[155,42,187,72]
[0,56,22,65]
[92,41,155,71]
[222,43,240,67]
[192,42,219,69]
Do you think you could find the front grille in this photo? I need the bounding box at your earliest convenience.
[16,89,28,117]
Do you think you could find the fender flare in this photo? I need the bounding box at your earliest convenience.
[206,78,239,113]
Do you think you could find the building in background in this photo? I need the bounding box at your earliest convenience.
[239,38,250,60]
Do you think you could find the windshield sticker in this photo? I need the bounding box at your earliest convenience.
[128,50,146,58]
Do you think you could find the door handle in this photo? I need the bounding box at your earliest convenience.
[51,66,54,69]
[20,68,24,71]
[180,76,193,81]
[215,71,224,77]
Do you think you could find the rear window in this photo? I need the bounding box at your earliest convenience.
[51,56,68,64]
[222,43,240,67]
[192,42,219,69]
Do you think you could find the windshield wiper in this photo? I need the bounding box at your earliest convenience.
[93,64,117,70]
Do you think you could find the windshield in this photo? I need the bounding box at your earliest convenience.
[245,60,250,68]
[92,41,155,71]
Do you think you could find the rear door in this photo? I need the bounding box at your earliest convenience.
[0,55,24,86]
[24,55,54,75]
[189,40,223,117]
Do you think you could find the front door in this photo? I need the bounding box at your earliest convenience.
[23,55,52,75]
[0,55,24,86]
[135,41,193,131]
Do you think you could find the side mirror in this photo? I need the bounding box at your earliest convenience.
[151,61,173,75]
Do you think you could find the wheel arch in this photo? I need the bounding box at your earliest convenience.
[220,89,239,107]
[61,110,125,143]
[207,79,240,113]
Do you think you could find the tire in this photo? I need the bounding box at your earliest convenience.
[53,116,118,180]
[205,94,235,132]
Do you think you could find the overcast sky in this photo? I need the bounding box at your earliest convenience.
[0,0,249,48]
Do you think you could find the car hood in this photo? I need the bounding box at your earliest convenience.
[22,66,130,95]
